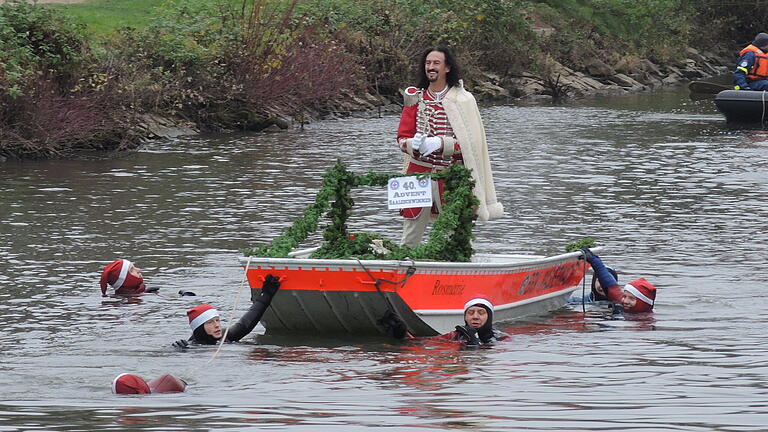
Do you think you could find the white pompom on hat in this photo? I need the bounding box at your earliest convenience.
[187,304,220,331]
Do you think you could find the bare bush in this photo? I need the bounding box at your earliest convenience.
[0,77,134,159]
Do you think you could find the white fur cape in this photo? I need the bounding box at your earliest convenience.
[441,82,504,222]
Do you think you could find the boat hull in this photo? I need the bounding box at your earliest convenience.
[714,89,768,123]
[240,251,590,336]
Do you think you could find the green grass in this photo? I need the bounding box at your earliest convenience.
[46,0,166,36]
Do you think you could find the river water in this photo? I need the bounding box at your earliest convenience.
[1,86,767,431]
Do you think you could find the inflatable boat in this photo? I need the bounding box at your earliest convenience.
[239,248,592,336]
[714,89,768,123]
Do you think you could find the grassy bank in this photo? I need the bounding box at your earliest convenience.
[48,0,160,36]
[0,0,746,160]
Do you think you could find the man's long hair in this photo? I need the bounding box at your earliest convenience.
[416,45,462,89]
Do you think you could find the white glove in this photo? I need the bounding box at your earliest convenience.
[410,133,425,151]
[420,136,442,157]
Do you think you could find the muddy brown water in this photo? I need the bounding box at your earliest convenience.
[1,86,767,431]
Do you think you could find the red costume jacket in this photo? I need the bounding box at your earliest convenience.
[396,88,464,219]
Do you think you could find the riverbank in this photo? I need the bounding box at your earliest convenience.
[0,0,739,160]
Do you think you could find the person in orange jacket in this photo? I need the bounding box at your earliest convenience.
[734,32,768,91]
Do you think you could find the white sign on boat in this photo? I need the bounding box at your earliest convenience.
[387,175,432,210]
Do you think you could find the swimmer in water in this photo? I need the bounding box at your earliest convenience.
[172,274,280,349]
[112,373,186,394]
[580,248,657,314]
[100,259,157,296]
[379,297,510,345]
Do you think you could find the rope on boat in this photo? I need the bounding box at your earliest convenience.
[206,255,252,365]
[355,257,417,316]
[173,256,253,381]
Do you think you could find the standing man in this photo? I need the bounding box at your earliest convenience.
[396,45,503,247]
[734,32,768,91]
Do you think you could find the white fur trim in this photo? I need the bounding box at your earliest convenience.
[112,373,129,394]
[189,308,219,331]
[624,284,653,306]
[442,85,504,222]
[112,259,131,289]
[486,202,504,220]
[464,298,494,312]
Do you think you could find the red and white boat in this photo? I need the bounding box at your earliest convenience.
[240,247,592,336]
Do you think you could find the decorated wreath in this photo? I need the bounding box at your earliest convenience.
[241,161,480,262]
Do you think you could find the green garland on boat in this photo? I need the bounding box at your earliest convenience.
[241,161,479,262]
[564,237,597,252]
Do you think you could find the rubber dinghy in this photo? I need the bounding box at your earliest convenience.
[714,89,768,123]
[240,161,593,336]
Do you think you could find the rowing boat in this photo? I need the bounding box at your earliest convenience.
[239,248,591,336]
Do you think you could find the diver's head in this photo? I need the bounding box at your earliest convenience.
[621,278,656,313]
[463,298,495,340]
[187,304,222,342]
[100,259,145,295]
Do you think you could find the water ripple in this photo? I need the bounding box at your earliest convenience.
[1,86,767,430]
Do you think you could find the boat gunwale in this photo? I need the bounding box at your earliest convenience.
[240,251,588,271]
[239,248,601,272]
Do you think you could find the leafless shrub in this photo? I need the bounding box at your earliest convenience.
[232,0,365,118]
[0,76,135,159]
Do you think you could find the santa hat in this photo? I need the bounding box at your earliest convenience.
[112,373,150,394]
[623,278,657,307]
[148,373,187,393]
[187,304,219,331]
[100,259,133,295]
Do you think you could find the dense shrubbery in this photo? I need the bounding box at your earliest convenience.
[692,0,749,46]
[533,0,694,66]
[0,0,87,96]
[297,0,536,94]
[0,0,134,159]
[0,0,747,159]
[97,0,364,128]
[1,0,365,158]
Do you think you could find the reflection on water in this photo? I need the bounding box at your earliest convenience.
[1,85,767,430]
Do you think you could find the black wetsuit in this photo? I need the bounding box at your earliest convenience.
[450,324,510,345]
[190,295,272,344]
[174,275,279,347]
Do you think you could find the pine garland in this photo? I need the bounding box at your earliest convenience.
[241,160,479,262]
[565,237,597,252]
